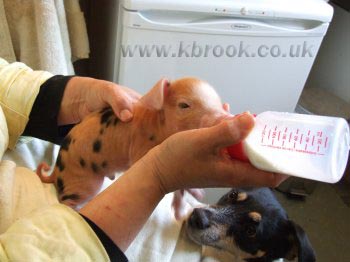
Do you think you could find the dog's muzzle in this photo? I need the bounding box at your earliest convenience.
[188,208,212,230]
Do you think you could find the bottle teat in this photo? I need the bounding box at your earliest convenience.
[227,142,249,162]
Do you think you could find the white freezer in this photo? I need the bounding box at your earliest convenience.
[113,0,333,114]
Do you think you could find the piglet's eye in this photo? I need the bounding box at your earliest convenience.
[178,102,190,109]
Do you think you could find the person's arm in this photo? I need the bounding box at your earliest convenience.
[0,58,141,145]
[0,58,53,148]
[80,113,286,251]
[23,76,141,144]
[0,113,285,261]
[22,75,74,144]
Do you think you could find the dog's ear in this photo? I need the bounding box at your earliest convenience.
[286,220,316,262]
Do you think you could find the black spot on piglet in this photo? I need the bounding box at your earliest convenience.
[113,118,119,126]
[61,136,72,151]
[61,194,80,201]
[80,158,86,168]
[100,108,114,125]
[56,177,64,194]
[93,139,102,153]
[91,162,99,173]
[102,161,108,168]
[56,154,65,172]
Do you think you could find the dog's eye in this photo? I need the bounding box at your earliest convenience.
[246,225,257,238]
[228,191,238,201]
[178,102,190,109]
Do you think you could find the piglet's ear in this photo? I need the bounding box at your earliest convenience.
[140,78,169,110]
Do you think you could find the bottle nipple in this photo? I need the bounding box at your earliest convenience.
[227,142,249,162]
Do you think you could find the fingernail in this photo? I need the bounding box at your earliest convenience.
[120,109,132,121]
[237,112,251,123]
[234,113,255,132]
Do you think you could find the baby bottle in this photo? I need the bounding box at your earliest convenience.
[227,111,350,183]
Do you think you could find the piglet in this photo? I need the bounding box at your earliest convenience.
[37,77,230,211]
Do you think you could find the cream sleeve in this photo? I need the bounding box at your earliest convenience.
[0,204,109,261]
[0,158,109,261]
[0,58,53,148]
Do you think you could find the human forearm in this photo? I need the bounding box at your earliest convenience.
[23,75,74,144]
[80,114,286,251]
[79,153,165,251]
[0,58,53,147]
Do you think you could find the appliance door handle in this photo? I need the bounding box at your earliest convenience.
[125,10,328,36]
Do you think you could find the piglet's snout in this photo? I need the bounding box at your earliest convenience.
[189,208,212,230]
[200,113,233,128]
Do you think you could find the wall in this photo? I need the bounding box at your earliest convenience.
[305,4,350,103]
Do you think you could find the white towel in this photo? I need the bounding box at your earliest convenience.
[3,137,59,171]
[125,194,184,261]
[101,174,187,262]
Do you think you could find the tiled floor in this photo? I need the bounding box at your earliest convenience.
[274,180,350,262]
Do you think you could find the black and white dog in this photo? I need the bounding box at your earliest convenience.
[186,188,315,262]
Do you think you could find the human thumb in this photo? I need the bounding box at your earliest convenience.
[204,112,255,150]
[108,94,134,122]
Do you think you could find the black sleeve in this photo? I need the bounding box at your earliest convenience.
[23,75,75,144]
[80,214,129,262]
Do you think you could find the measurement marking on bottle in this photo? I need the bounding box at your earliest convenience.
[258,124,332,157]
[260,123,332,156]
[261,125,267,143]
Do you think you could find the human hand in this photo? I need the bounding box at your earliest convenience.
[58,76,141,125]
[79,113,286,250]
[144,112,287,194]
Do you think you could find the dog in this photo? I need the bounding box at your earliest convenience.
[186,187,315,262]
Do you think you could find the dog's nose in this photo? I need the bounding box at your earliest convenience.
[189,208,211,229]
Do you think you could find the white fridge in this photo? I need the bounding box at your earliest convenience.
[112,0,333,203]
[113,0,333,116]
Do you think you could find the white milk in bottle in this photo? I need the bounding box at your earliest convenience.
[228,111,350,183]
